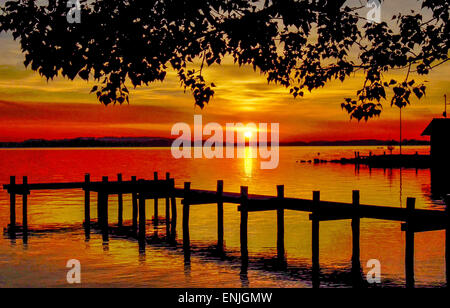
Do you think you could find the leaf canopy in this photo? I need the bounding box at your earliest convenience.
[0,0,448,120]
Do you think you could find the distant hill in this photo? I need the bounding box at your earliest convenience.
[0,137,174,148]
[0,137,429,148]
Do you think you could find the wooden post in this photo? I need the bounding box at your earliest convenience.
[405,197,416,288]
[97,176,108,224]
[132,176,138,232]
[351,190,362,287]
[97,190,101,225]
[217,180,224,252]
[22,176,28,241]
[352,190,361,265]
[138,195,146,241]
[100,176,109,241]
[445,194,450,287]
[170,179,177,241]
[9,176,16,231]
[154,172,158,224]
[165,173,171,237]
[183,182,191,263]
[240,186,249,266]
[100,192,109,242]
[312,191,320,288]
[84,174,91,233]
[277,185,285,262]
[117,173,123,227]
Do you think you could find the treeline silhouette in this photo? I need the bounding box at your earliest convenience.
[0,137,429,148]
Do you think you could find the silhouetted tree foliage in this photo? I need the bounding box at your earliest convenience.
[0,0,448,120]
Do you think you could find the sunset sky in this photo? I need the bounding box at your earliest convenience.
[0,0,448,143]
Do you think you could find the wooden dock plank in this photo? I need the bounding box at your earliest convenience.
[3,179,447,226]
[4,182,85,192]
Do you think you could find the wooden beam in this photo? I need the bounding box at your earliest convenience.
[401,221,446,232]
[309,212,353,221]
[5,182,85,192]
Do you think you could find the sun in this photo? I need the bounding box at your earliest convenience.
[244,131,253,139]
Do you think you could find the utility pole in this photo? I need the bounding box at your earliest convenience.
[400,106,402,155]
[444,94,448,118]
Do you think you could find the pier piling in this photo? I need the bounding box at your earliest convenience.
[445,195,449,287]
[312,191,320,288]
[154,172,158,224]
[240,186,249,267]
[170,193,177,241]
[9,176,16,232]
[100,176,109,242]
[138,195,146,241]
[132,176,138,232]
[217,180,224,252]
[277,185,285,262]
[183,182,191,263]
[405,197,416,288]
[117,173,123,227]
[22,176,28,242]
[351,190,362,286]
[84,174,91,234]
[165,173,171,237]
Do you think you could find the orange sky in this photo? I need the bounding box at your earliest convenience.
[0,1,448,143]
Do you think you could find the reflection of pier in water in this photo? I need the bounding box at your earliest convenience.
[3,173,450,288]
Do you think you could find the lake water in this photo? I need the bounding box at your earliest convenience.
[0,146,447,288]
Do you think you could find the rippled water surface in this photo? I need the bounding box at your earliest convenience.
[0,146,446,287]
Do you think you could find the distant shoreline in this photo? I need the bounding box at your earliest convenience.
[0,137,430,148]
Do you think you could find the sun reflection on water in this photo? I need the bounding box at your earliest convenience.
[244,146,256,177]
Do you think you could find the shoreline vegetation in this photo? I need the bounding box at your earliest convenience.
[0,137,430,148]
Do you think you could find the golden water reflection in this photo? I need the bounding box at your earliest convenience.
[243,146,256,177]
[0,146,445,288]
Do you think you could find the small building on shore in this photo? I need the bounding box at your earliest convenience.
[422,118,450,197]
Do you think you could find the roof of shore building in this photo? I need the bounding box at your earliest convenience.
[422,118,450,136]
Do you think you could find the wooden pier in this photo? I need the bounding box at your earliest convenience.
[3,174,450,287]
[330,152,431,169]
